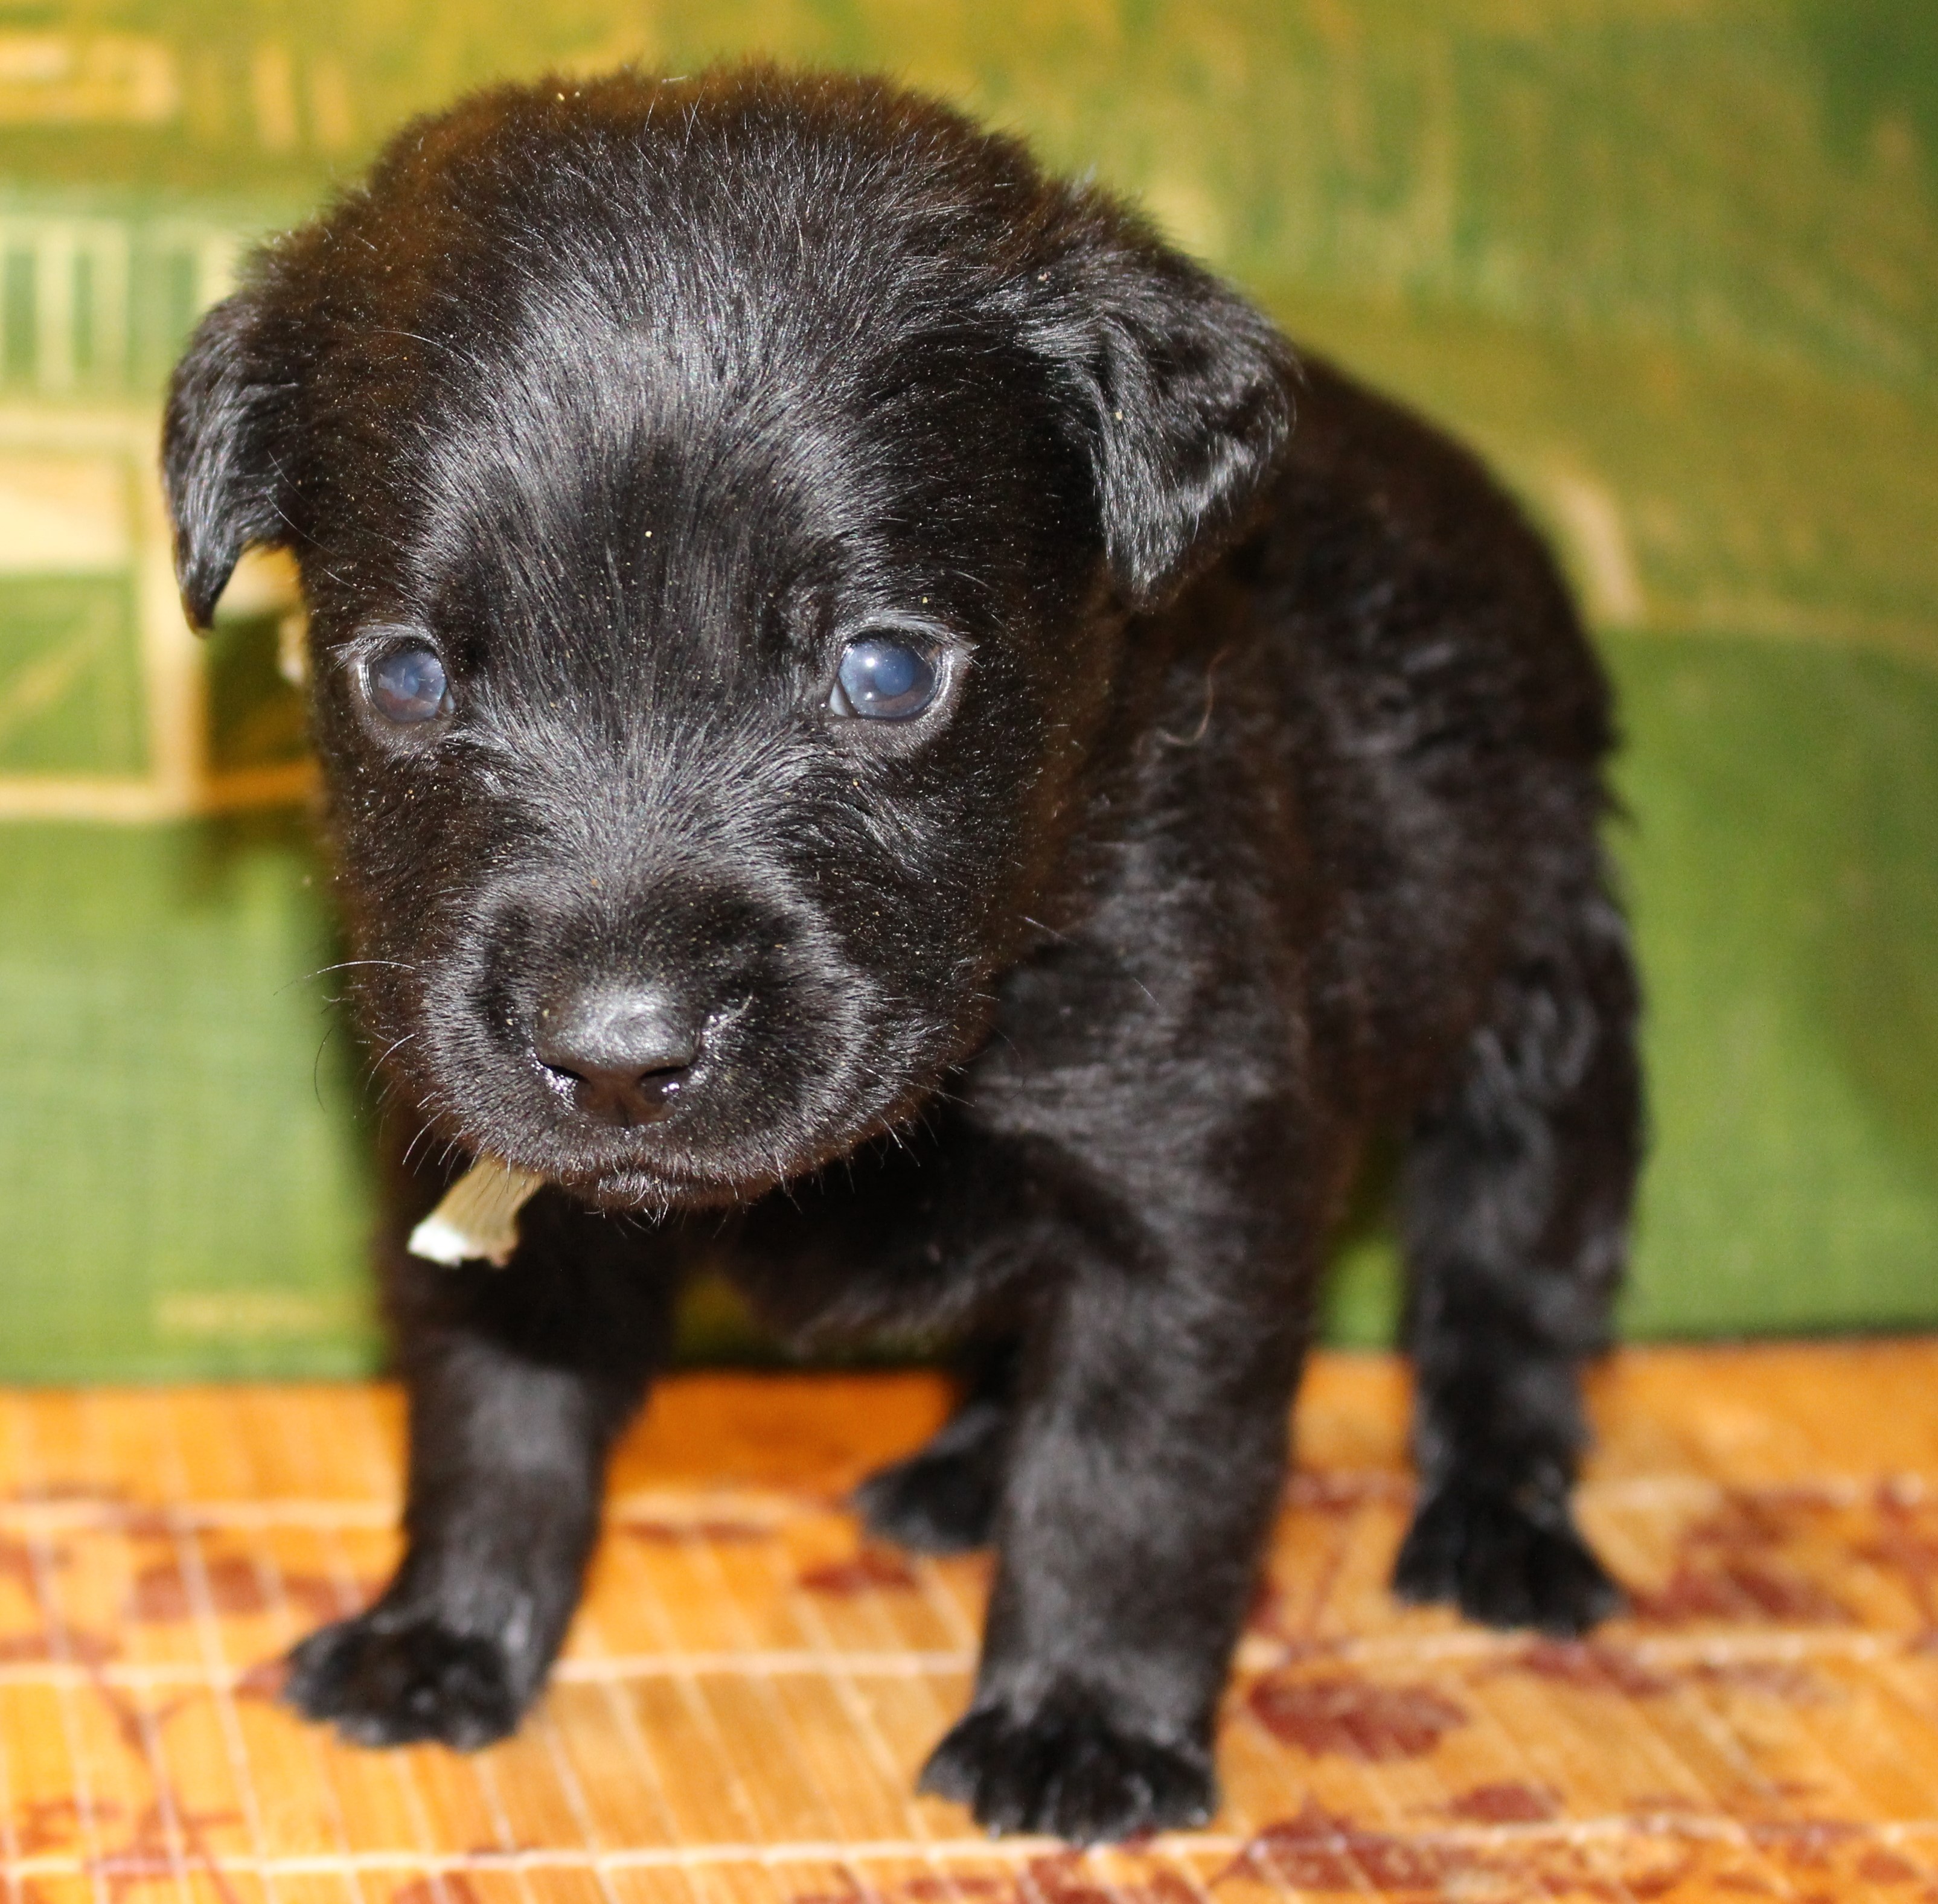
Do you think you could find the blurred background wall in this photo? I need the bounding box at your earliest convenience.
[0,0,1933,1376]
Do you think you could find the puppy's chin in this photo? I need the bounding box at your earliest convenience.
[568,1161,777,1214]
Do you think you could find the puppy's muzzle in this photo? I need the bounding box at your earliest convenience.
[534,985,702,1127]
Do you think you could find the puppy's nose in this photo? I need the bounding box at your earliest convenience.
[533,987,700,1126]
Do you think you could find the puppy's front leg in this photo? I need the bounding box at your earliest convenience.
[921,1161,1313,1842]
[287,1188,677,1748]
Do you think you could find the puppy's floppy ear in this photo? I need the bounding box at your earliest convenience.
[162,289,296,630]
[1031,210,1294,609]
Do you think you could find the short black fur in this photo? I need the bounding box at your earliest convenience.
[164,66,1641,1844]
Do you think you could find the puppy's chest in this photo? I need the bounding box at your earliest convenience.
[961,898,1306,1161]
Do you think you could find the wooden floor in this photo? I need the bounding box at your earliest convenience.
[2,1344,1938,1902]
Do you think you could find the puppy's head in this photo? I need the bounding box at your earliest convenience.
[165,67,1290,1209]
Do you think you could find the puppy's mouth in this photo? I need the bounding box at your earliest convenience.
[522,1073,854,1213]
[510,1081,910,1215]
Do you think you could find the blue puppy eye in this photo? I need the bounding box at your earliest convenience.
[830,637,939,721]
[367,644,453,724]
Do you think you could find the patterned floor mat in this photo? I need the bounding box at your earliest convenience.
[2,1344,1938,1902]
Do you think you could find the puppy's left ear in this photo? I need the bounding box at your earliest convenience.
[1031,210,1295,609]
[163,288,298,630]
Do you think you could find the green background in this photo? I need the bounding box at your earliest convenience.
[0,1,1933,1375]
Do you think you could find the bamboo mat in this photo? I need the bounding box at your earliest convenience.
[3,1346,1938,1903]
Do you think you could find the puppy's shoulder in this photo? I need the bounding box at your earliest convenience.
[1262,353,1545,585]
[1238,350,1611,767]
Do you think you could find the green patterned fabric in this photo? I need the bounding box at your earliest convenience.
[0,2,1932,1376]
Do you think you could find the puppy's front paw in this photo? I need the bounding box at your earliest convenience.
[284,1613,520,1749]
[919,1693,1214,1844]
[855,1447,998,1554]
[1393,1481,1622,1637]
[856,1396,1005,1554]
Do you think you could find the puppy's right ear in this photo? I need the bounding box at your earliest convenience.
[162,290,295,630]
[1023,199,1294,612]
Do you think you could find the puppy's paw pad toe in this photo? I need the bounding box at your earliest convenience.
[921,1698,1213,1844]
[1394,1484,1622,1638]
[285,1615,519,1749]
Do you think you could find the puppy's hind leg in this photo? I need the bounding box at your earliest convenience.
[286,1187,678,1749]
[856,1336,1018,1554]
[1393,883,1641,1637]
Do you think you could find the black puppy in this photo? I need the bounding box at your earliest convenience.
[164,66,1640,1843]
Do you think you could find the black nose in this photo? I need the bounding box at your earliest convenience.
[533,987,701,1126]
